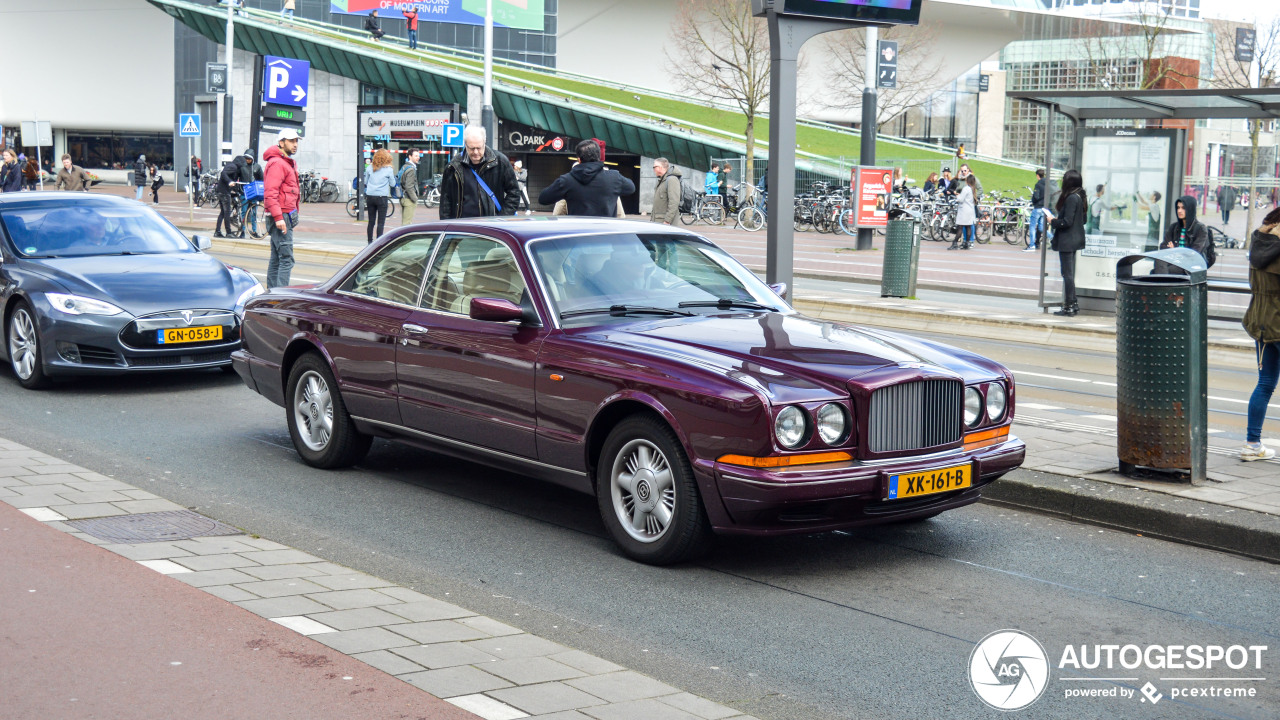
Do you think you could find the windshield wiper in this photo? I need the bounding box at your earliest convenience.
[678,298,777,311]
[560,304,694,319]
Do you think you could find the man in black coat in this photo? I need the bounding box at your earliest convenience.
[538,139,636,217]
[439,126,521,219]
[133,154,147,201]
[214,155,248,238]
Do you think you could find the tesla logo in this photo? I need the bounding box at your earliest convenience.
[181,311,193,325]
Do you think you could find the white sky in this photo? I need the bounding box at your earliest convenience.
[1202,0,1278,25]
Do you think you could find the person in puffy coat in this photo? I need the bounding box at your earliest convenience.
[0,149,23,193]
[1241,206,1280,462]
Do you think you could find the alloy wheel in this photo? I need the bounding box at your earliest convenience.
[610,439,677,543]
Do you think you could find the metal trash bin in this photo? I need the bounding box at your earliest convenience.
[1115,247,1208,483]
[881,209,921,298]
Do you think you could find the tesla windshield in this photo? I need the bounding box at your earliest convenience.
[0,204,196,258]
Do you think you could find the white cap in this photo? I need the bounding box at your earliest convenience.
[277,128,300,141]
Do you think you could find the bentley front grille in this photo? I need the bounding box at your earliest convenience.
[867,379,962,453]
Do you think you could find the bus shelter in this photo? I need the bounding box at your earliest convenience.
[1006,87,1280,315]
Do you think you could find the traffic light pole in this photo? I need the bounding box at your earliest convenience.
[221,2,235,167]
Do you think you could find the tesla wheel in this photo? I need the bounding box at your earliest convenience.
[597,415,711,565]
[286,353,371,469]
[7,302,50,390]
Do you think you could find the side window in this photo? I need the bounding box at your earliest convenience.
[338,233,437,305]
[420,235,527,315]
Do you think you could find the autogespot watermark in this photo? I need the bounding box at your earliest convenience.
[968,631,1268,711]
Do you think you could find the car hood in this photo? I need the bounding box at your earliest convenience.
[26,253,250,315]
[581,312,1007,401]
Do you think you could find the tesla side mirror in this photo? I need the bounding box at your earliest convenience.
[192,235,212,251]
[469,297,524,322]
[768,282,788,300]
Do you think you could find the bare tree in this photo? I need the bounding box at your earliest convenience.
[1081,1,1200,90]
[667,0,769,184]
[1209,16,1280,241]
[819,25,945,127]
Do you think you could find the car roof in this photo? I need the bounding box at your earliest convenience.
[423,217,705,245]
[0,191,133,210]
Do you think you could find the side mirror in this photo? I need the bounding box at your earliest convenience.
[768,282,788,300]
[469,297,524,322]
[192,235,212,251]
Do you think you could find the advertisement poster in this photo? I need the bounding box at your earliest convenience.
[360,110,453,139]
[330,0,545,32]
[1076,132,1174,294]
[852,166,893,228]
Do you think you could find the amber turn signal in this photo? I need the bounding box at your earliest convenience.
[717,451,854,468]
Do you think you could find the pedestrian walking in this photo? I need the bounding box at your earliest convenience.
[1045,168,1088,317]
[1027,168,1055,252]
[513,159,531,214]
[403,8,419,49]
[263,128,301,289]
[185,155,202,196]
[438,126,521,219]
[214,154,246,238]
[1219,185,1238,225]
[0,149,22,193]
[1241,207,1280,461]
[364,10,385,41]
[133,154,147,201]
[949,174,977,251]
[538,139,636,217]
[280,0,294,19]
[22,155,39,190]
[649,157,682,225]
[399,148,420,226]
[56,154,91,191]
[149,164,164,204]
[363,148,394,243]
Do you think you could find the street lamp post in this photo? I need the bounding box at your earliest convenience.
[222,0,235,167]
[482,0,496,149]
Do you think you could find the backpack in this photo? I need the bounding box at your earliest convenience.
[678,178,698,213]
[1201,224,1216,268]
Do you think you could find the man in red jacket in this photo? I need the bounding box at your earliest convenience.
[263,128,301,289]
[403,8,419,50]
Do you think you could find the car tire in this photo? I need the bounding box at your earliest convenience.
[285,353,372,469]
[596,415,711,565]
[7,302,50,390]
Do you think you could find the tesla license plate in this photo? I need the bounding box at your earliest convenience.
[885,463,971,500]
[158,326,222,344]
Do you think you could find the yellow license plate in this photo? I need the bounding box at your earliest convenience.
[158,325,222,344]
[886,463,971,500]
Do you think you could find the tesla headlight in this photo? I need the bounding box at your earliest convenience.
[774,405,808,449]
[964,387,984,428]
[234,282,265,316]
[45,293,124,316]
[985,383,1008,423]
[816,403,849,445]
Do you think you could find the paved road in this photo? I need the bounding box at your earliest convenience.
[2,336,1274,718]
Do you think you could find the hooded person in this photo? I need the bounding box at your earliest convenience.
[133,154,147,200]
[1157,195,1211,273]
[538,139,635,217]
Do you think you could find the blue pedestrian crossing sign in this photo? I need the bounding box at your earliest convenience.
[442,123,465,148]
[179,113,201,137]
[263,56,310,108]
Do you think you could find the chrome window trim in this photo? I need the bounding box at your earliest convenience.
[353,416,587,478]
[415,231,545,326]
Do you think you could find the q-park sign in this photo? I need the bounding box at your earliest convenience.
[263,56,310,108]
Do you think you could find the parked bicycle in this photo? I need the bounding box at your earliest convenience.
[680,192,725,226]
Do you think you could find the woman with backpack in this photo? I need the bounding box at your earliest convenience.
[1045,168,1088,317]
[363,148,394,243]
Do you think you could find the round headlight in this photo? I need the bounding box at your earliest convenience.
[985,383,1007,422]
[774,406,808,449]
[964,387,984,428]
[816,403,849,445]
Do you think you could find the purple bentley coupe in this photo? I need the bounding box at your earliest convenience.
[232,218,1024,564]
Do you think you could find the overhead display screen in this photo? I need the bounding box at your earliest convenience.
[780,0,922,25]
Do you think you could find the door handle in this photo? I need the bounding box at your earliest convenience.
[402,323,429,334]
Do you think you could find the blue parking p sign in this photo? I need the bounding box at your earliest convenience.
[263,56,310,108]
[442,123,465,148]
[178,113,201,137]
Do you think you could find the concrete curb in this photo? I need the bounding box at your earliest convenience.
[982,470,1280,563]
[791,297,1255,360]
